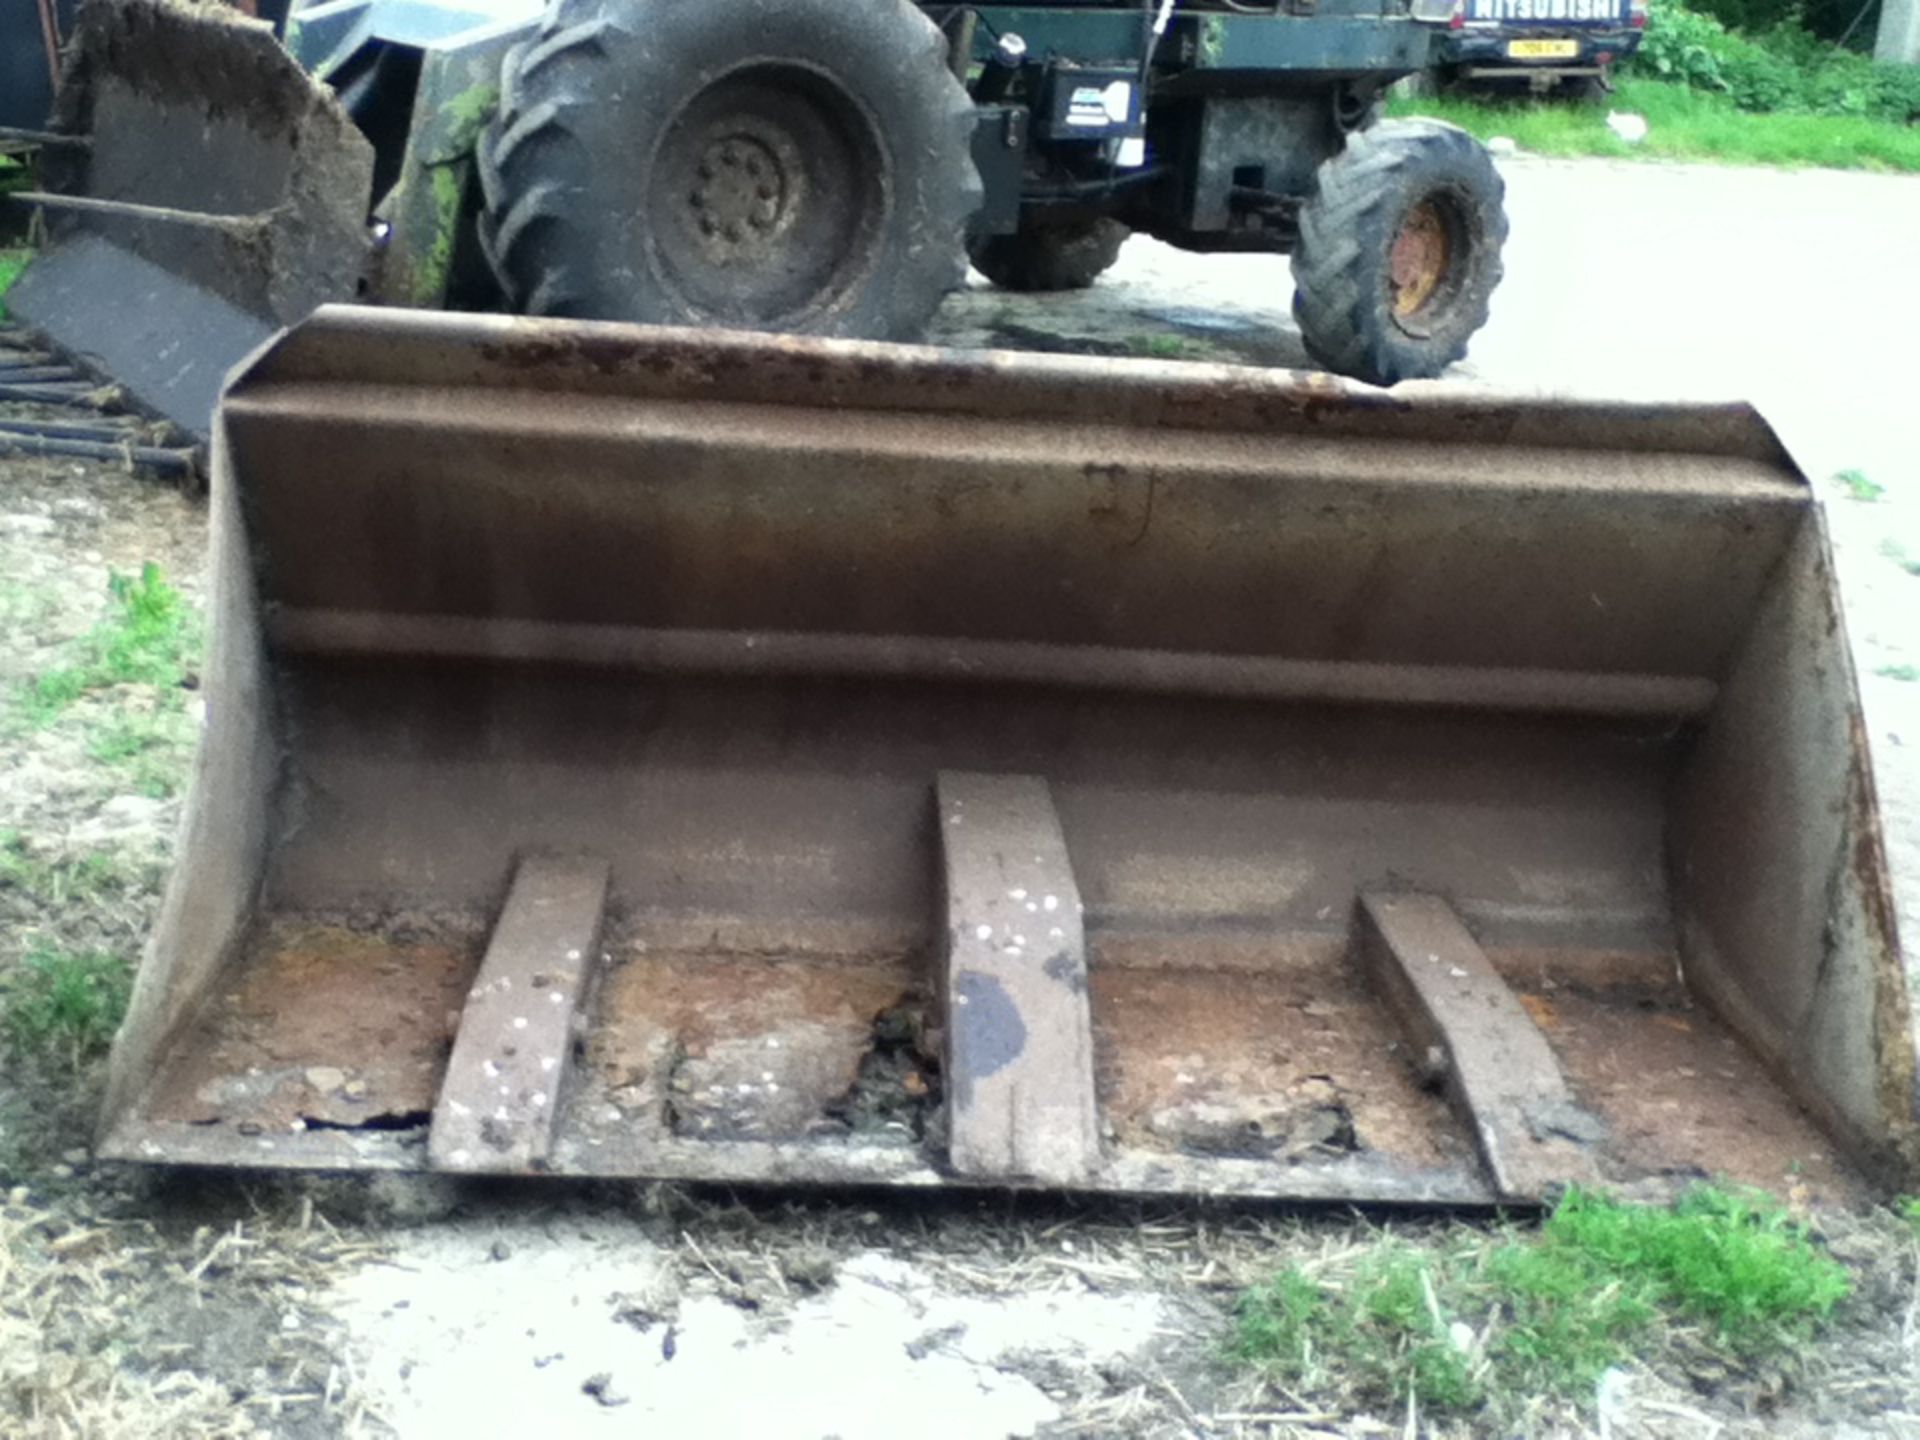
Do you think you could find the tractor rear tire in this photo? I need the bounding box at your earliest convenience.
[1289,119,1506,386]
[478,0,981,338]
[970,219,1129,292]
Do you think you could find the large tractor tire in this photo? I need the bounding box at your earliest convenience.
[970,219,1129,292]
[1289,119,1506,386]
[478,0,981,338]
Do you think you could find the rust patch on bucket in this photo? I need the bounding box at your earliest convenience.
[143,919,483,1134]
[1538,983,1862,1203]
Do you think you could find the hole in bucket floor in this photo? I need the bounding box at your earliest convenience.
[142,918,481,1135]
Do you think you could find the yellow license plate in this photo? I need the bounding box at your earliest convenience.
[1507,38,1581,58]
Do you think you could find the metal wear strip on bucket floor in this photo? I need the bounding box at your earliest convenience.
[1358,892,1604,1202]
[428,855,610,1173]
[938,772,1099,1185]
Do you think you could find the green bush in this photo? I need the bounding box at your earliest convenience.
[1688,0,1865,46]
[1633,0,1920,122]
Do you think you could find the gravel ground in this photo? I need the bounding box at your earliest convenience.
[4,154,1920,1440]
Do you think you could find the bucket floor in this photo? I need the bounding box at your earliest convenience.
[117,914,1860,1203]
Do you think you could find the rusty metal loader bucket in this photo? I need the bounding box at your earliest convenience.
[100,307,1915,1204]
[8,0,372,438]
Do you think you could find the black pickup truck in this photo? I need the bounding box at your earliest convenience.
[1419,0,1647,96]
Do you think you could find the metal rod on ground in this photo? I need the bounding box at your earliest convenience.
[0,434,196,476]
[0,367,79,383]
[0,127,90,149]
[0,382,104,404]
[0,416,171,443]
[8,191,268,228]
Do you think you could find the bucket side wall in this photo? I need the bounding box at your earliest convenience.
[98,416,279,1136]
[1671,510,1917,1184]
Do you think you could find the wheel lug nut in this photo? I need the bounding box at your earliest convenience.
[698,215,717,236]
[724,221,744,241]
[756,183,775,201]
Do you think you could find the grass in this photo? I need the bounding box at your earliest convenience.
[1236,1245,1488,1412]
[0,158,29,318]
[0,830,144,908]
[3,565,200,807]
[1127,333,1204,360]
[1878,665,1919,682]
[1233,1185,1850,1420]
[0,943,132,1068]
[0,248,28,322]
[1387,76,1920,173]
[1834,469,1884,502]
[11,563,198,731]
[0,832,148,1075]
[86,706,196,799]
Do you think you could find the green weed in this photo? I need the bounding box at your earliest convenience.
[1,943,132,1067]
[1129,333,1200,360]
[1233,1186,1848,1419]
[1544,1185,1847,1346]
[1834,469,1884,502]
[12,563,199,729]
[0,246,28,322]
[1879,665,1919,683]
